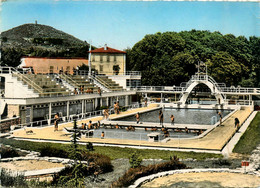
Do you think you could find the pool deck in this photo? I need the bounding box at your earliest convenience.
[10,104,252,152]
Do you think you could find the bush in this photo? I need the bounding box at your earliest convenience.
[86,142,94,151]
[81,151,113,173]
[111,156,186,187]
[129,152,142,168]
[0,168,27,187]
[0,145,20,158]
[52,164,88,187]
[40,145,69,158]
[213,159,231,166]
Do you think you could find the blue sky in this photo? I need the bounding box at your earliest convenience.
[1,0,259,50]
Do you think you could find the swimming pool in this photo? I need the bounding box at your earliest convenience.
[114,108,232,125]
[90,128,197,141]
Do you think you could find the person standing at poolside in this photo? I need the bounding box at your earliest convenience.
[88,120,92,129]
[54,113,60,131]
[105,108,109,120]
[144,98,148,107]
[218,112,222,126]
[170,115,175,125]
[135,112,140,124]
[235,118,240,132]
[159,110,164,126]
[116,101,120,114]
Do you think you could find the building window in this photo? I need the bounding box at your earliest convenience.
[92,55,95,62]
[107,55,110,62]
[100,55,103,62]
[49,66,54,73]
[92,65,96,70]
[99,65,103,72]
[114,55,116,62]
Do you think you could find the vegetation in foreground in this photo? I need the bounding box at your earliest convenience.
[111,156,186,188]
[0,144,20,158]
[0,138,222,160]
[233,112,260,154]
[0,168,28,188]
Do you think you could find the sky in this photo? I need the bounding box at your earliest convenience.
[1,0,259,50]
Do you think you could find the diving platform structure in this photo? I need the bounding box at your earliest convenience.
[136,62,260,107]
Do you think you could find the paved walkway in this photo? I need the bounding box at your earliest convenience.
[11,105,252,151]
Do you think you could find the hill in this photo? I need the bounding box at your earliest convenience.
[0,23,93,67]
[1,23,87,50]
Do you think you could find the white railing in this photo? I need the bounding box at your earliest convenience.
[136,86,187,92]
[191,74,208,81]
[224,99,254,106]
[88,74,111,92]
[12,103,141,129]
[221,87,259,94]
[125,71,141,76]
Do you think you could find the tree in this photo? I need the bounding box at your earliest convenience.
[127,30,259,87]
[113,65,120,75]
[56,120,87,187]
[208,51,242,85]
[129,152,142,168]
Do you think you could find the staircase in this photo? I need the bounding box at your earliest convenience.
[94,75,124,92]
[13,74,70,97]
[60,74,100,93]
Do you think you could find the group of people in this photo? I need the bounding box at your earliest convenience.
[81,120,101,130]
[135,110,175,127]
[74,86,94,95]
[114,101,120,114]
[218,111,240,131]
[126,125,135,131]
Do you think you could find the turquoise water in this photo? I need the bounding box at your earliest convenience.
[115,108,232,125]
[90,128,197,141]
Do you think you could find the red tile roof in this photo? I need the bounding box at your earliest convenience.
[21,56,87,60]
[89,47,126,54]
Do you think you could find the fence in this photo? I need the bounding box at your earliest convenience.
[12,103,140,130]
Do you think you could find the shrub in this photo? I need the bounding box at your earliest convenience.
[40,145,69,158]
[52,164,88,188]
[213,159,231,166]
[86,142,94,151]
[81,151,113,173]
[111,156,186,188]
[129,152,142,168]
[0,145,20,158]
[0,168,27,187]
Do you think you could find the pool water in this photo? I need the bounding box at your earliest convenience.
[115,108,232,125]
[90,128,197,141]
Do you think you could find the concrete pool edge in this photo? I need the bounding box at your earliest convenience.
[8,105,253,153]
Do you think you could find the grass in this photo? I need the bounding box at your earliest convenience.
[0,138,222,160]
[233,112,260,154]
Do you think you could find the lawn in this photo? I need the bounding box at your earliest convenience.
[233,112,260,154]
[0,138,222,160]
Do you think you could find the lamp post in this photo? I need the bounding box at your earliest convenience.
[88,43,92,76]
